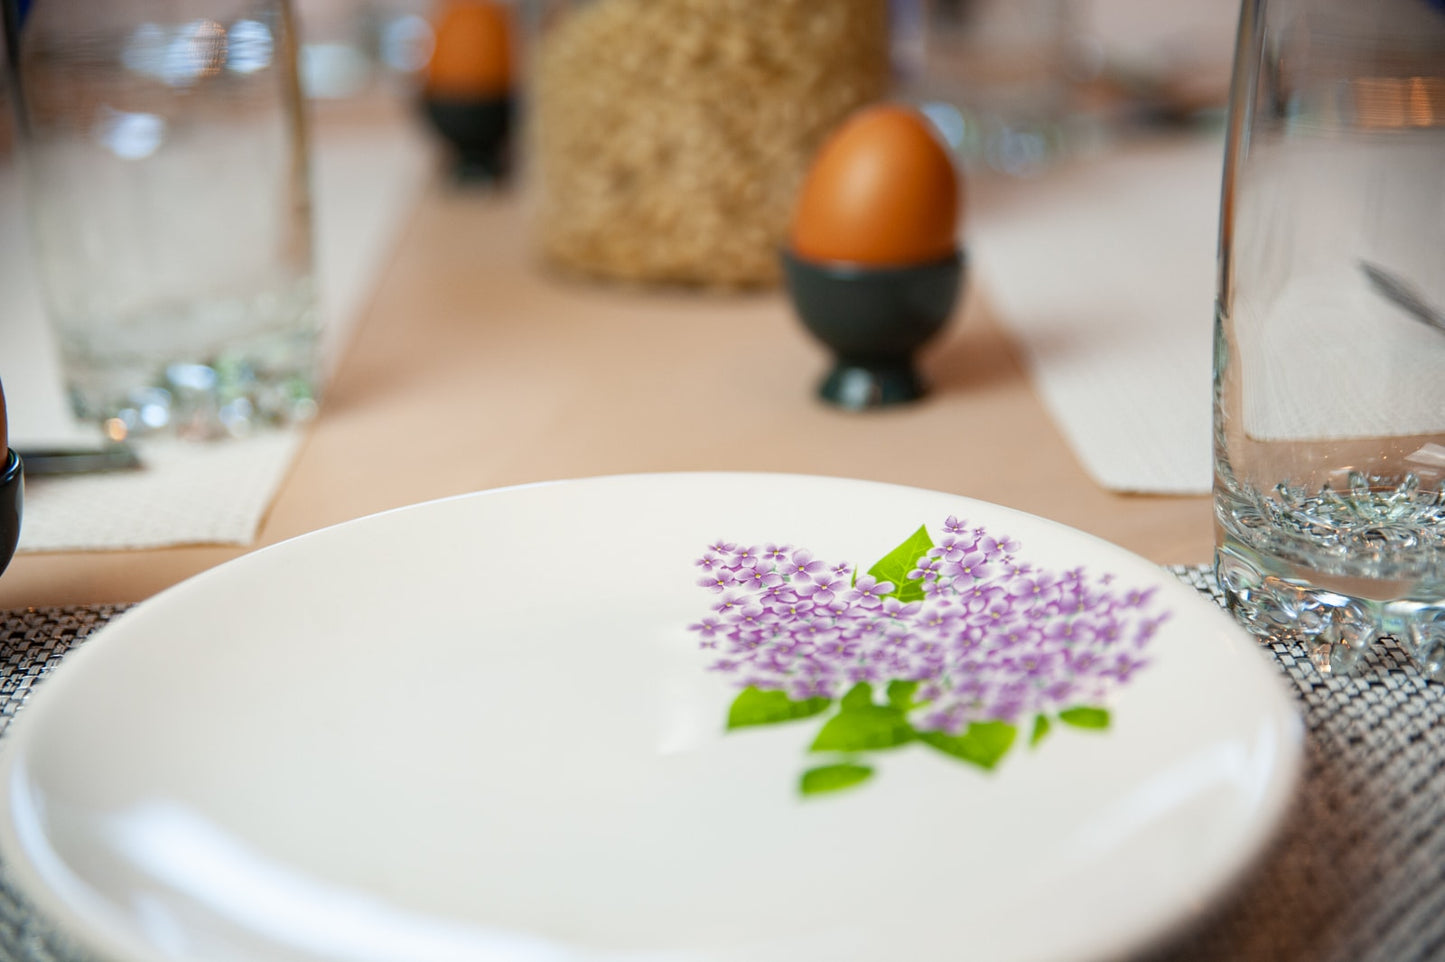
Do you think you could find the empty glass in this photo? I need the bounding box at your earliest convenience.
[1213,0,1445,675]
[3,0,320,440]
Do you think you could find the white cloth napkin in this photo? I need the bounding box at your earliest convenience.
[968,134,1224,494]
[16,434,307,551]
[2,115,436,551]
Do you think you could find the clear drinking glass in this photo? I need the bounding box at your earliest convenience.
[2,0,320,440]
[1213,0,1445,676]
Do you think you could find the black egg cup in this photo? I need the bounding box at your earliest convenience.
[0,450,21,578]
[421,94,513,184]
[781,248,965,410]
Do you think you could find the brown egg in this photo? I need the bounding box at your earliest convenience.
[425,0,514,99]
[790,105,962,267]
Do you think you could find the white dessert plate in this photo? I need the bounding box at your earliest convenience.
[0,473,1301,962]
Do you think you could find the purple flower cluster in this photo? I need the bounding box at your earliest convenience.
[690,516,1170,732]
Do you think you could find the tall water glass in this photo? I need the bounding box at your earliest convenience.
[1213,0,1445,676]
[3,0,320,440]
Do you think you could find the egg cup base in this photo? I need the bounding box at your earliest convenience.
[420,94,513,184]
[780,248,964,411]
[819,363,928,410]
[0,450,22,579]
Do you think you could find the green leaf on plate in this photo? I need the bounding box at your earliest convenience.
[1058,707,1111,731]
[841,681,875,712]
[867,524,935,604]
[918,721,1017,771]
[1030,714,1051,747]
[801,763,874,796]
[726,687,832,730]
[811,705,914,752]
[886,679,925,712]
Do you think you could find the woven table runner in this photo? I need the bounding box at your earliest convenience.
[0,569,1442,962]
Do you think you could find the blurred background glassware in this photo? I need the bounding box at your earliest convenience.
[288,0,434,100]
[3,0,321,440]
[894,0,1078,177]
[1212,0,1445,676]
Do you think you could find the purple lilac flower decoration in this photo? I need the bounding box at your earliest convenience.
[847,575,893,608]
[689,519,1171,749]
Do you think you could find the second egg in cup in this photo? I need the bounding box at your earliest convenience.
[421,0,516,183]
[783,105,965,410]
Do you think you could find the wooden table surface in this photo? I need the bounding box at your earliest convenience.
[0,144,1214,609]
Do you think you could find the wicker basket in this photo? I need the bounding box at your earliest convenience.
[531,0,891,288]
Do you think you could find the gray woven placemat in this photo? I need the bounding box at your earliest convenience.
[1147,567,1445,962]
[0,604,132,962]
[0,570,1442,962]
